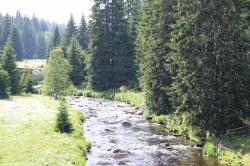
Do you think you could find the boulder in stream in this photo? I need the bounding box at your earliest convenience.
[122,122,132,127]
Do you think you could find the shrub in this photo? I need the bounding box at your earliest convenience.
[56,99,73,133]
[119,86,127,92]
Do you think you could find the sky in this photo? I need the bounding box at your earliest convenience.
[0,0,93,24]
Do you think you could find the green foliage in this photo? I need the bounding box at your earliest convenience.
[62,15,77,53]
[87,0,135,90]
[203,142,217,157]
[1,39,20,95]
[43,48,71,99]
[10,26,24,60]
[50,26,61,50]
[67,35,85,86]
[0,95,88,165]
[56,98,73,133]
[136,0,174,114]
[119,86,127,92]
[0,68,10,98]
[169,0,249,134]
[82,88,145,107]
[77,15,88,50]
[19,70,33,93]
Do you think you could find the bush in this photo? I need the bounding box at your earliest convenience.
[119,86,127,92]
[19,71,33,93]
[56,99,73,133]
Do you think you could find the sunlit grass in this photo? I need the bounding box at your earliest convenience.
[17,59,46,68]
[218,133,250,165]
[0,95,88,166]
[82,88,145,107]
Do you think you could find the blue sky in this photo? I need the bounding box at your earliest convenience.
[0,0,93,24]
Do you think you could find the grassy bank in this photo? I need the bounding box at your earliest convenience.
[218,133,250,166]
[82,88,145,107]
[0,95,90,165]
[80,88,249,166]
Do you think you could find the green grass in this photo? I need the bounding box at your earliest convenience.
[17,59,46,68]
[218,133,250,166]
[0,95,89,166]
[82,88,145,107]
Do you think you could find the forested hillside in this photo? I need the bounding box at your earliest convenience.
[0,11,64,60]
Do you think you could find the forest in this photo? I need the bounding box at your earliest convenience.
[0,0,250,165]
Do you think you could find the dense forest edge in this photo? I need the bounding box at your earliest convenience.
[0,0,250,165]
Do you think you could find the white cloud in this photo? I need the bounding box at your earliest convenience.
[0,0,93,24]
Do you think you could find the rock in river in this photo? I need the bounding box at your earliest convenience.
[122,122,132,127]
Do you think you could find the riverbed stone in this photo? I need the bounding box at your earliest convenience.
[122,122,132,127]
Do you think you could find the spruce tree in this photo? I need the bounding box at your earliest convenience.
[22,18,37,59]
[10,26,24,61]
[56,98,72,133]
[0,68,10,98]
[67,35,85,86]
[77,14,88,50]
[88,0,134,90]
[136,0,174,114]
[62,15,77,53]
[49,26,61,51]
[19,70,33,93]
[1,14,12,45]
[170,0,249,133]
[37,34,47,58]
[1,39,19,95]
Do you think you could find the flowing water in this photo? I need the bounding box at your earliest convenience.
[66,96,225,166]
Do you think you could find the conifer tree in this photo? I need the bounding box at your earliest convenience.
[22,18,37,59]
[56,98,72,133]
[77,14,88,50]
[136,0,174,114]
[1,14,12,45]
[1,39,19,95]
[10,26,24,60]
[19,70,33,93]
[67,35,85,86]
[49,26,61,51]
[0,68,10,98]
[62,15,77,53]
[170,0,249,133]
[37,34,47,58]
[88,0,134,90]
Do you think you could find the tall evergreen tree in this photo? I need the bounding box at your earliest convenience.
[77,14,88,49]
[22,18,37,59]
[137,0,174,114]
[62,15,77,53]
[87,0,134,90]
[1,14,12,46]
[37,34,47,58]
[125,0,142,57]
[1,39,19,95]
[51,26,61,49]
[67,35,85,86]
[170,0,249,134]
[10,26,24,60]
[0,67,10,98]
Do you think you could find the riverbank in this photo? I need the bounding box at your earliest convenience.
[0,95,90,165]
[81,88,250,166]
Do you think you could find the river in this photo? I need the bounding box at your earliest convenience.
[67,96,225,166]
